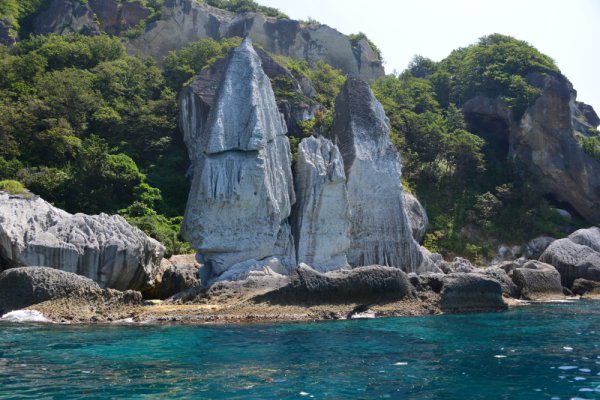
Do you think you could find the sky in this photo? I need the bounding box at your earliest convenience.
[258,0,600,113]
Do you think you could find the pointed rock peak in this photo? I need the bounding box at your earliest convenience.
[202,37,287,154]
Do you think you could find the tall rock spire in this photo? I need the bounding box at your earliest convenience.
[327,77,424,272]
[182,38,295,276]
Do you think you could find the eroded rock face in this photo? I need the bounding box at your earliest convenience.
[462,73,600,223]
[0,193,164,291]
[145,254,202,299]
[0,266,142,315]
[292,137,350,270]
[126,0,383,80]
[402,191,428,244]
[328,77,425,273]
[182,39,295,277]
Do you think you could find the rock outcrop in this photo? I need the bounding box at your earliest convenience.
[402,191,428,243]
[182,38,295,277]
[263,264,415,304]
[0,267,142,315]
[540,227,600,288]
[571,278,600,297]
[439,273,507,313]
[125,0,383,80]
[477,266,519,298]
[327,78,425,272]
[179,47,320,172]
[511,261,563,300]
[0,192,164,291]
[292,137,350,270]
[462,73,600,223]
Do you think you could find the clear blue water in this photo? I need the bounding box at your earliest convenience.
[1,302,600,399]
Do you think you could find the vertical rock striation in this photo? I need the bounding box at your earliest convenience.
[327,77,424,272]
[292,136,350,271]
[182,38,295,277]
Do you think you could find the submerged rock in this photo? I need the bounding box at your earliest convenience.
[511,261,563,300]
[0,267,141,315]
[262,264,415,304]
[292,136,350,270]
[0,192,164,291]
[182,38,295,277]
[439,273,506,313]
[328,77,424,272]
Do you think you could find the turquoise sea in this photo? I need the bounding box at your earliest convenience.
[1,301,600,399]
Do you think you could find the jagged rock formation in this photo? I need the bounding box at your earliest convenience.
[462,73,600,223]
[182,38,295,277]
[0,267,142,315]
[292,137,350,270]
[125,0,383,80]
[179,46,320,172]
[540,227,600,288]
[402,191,428,244]
[327,77,425,272]
[145,254,202,299]
[0,192,164,291]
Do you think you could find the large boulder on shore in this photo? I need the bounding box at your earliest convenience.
[0,267,141,315]
[145,254,202,299]
[327,77,426,273]
[292,136,351,270]
[0,192,164,291]
[182,39,295,277]
[511,261,563,300]
[439,273,506,313]
[540,230,600,288]
[262,264,415,304]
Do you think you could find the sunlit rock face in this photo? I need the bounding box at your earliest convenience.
[0,193,164,291]
[327,77,425,273]
[182,38,295,277]
[292,136,350,271]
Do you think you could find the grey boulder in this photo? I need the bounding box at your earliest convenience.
[439,273,507,313]
[402,191,429,244]
[0,267,141,315]
[511,261,563,300]
[540,236,600,288]
[0,193,164,291]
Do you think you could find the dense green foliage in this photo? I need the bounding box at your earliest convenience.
[0,179,26,194]
[163,37,242,90]
[372,34,580,261]
[578,133,600,162]
[347,32,382,60]
[0,33,189,256]
[204,0,288,18]
[0,0,47,35]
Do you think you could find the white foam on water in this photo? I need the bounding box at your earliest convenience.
[579,368,591,373]
[494,355,507,359]
[558,366,578,370]
[1,310,50,323]
[350,311,376,319]
[574,377,586,381]
[299,391,309,396]
[563,346,574,351]
[394,362,408,366]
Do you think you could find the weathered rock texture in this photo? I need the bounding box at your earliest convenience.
[145,254,201,299]
[402,191,428,243]
[511,261,563,300]
[477,266,519,298]
[179,46,320,172]
[124,0,383,80]
[540,227,600,288]
[0,267,142,315]
[292,137,350,270]
[328,77,425,272]
[462,73,600,223]
[182,39,295,277]
[439,273,507,313]
[263,264,415,304]
[0,192,164,291]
